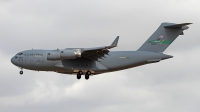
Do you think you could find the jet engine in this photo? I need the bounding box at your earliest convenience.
[47,49,81,61]
[60,49,81,59]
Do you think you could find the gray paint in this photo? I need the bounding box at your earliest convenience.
[138,23,191,52]
[11,22,191,79]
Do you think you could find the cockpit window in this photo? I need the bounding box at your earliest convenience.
[15,56,18,59]
[17,52,23,55]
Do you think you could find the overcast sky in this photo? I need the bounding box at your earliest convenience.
[0,0,200,112]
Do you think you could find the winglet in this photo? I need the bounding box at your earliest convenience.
[110,36,119,48]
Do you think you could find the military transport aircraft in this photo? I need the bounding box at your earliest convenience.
[11,22,191,80]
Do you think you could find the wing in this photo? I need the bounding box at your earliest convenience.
[81,36,119,61]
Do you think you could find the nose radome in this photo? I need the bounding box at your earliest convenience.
[11,57,16,65]
[11,57,14,64]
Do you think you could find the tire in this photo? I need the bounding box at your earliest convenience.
[85,75,89,80]
[20,71,23,75]
[78,71,83,75]
[77,75,81,79]
[86,71,91,75]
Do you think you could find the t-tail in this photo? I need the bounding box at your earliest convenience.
[138,22,192,53]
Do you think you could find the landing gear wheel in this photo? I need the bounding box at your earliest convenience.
[77,70,83,79]
[85,71,91,80]
[86,71,91,75]
[85,75,89,80]
[78,71,83,75]
[20,71,23,75]
[77,75,81,79]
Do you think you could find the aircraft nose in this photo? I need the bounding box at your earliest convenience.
[11,56,17,65]
[11,57,14,64]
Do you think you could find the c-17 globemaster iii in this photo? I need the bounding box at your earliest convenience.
[11,22,191,80]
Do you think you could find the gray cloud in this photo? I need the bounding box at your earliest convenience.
[0,0,200,112]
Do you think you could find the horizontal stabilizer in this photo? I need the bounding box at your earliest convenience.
[164,23,192,28]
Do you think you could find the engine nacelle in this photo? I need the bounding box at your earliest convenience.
[60,49,81,59]
[47,49,81,61]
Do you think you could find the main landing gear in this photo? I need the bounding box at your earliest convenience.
[77,71,83,79]
[77,70,91,80]
[85,71,91,80]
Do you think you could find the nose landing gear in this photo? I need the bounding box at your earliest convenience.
[19,68,23,75]
[76,70,92,80]
[20,71,23,75]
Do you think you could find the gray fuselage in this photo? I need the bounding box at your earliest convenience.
[11,50,172,75]
[10,22,191,79]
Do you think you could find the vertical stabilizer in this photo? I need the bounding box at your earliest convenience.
[138,22,192,53]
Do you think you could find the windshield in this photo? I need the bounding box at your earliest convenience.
[17,52,23,56]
